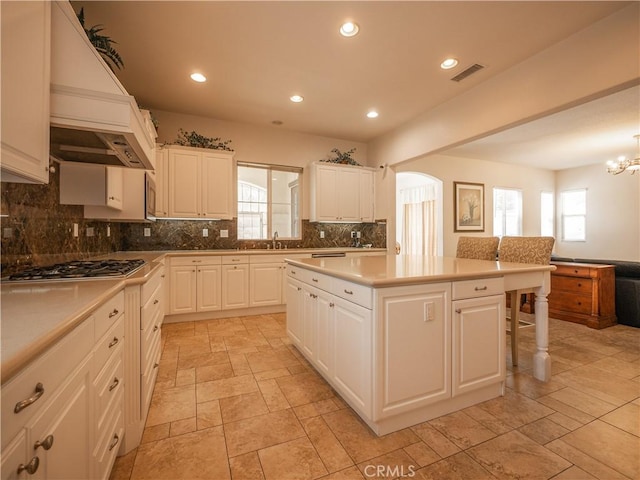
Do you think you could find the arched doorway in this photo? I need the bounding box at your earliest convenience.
[396,172,443,255]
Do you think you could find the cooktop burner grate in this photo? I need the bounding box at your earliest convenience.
[7,259,146,281]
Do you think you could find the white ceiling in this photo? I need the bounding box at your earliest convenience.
[72,1,637,170]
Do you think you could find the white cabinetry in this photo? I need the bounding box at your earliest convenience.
[167,146,234,219]
[309,162,375,222]
[452,278,505,396]
[154,147,169,217]
[169,257,222,314]
[0,1,51,184]
[250,263,286,306]
[285,276,304,346]
[222,256,249,310]
[59,163,124,211]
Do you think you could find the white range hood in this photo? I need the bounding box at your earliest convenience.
[49,0,155,170]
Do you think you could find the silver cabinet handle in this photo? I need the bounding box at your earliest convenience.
[474,286,488,291]
[109,378,120,392]
[17,457,39,475]
[344,289,353,295]
[290,270,296,275]
[329,303,334,307]
[161,274,165,278]
[108,309,119,318]
[108,337,119,348]
[297,287,302,291]
[153,325,159,332]
[14,383,44,413]
[154,299,159,305]
[455,308,462,314]
[153,363,159,369]
[312,278,318,283]
[109,434,120,451]
[34,435,54,451]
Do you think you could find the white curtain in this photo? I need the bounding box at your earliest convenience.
[399,184,437,256]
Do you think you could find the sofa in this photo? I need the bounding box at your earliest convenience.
[551,255,640,328]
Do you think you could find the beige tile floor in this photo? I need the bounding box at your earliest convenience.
[110,313,640,480]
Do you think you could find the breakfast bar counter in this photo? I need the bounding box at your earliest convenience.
[285,254,555,435]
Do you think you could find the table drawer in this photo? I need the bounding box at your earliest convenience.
[551,275,592,294]
[93,317,124,380]
[553,264,592,278]
[94,290,125,342]
[331,278,372,309]
[549,291,593,315]
[452,277,504,300]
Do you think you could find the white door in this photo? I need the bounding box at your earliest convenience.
[359,170,374,222]
[168,150,200,218]
[169,266,197,314]
[315,291,334,377]
[336,169,360,221]
[285,279,304,347]
[201,152,233,219]
[250,263,283,307]
[301,287,317,360]
[197,265,222,311]
[221,265,249,309]
[315,166,339,221]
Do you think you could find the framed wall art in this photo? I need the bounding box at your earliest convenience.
[454,181,485,232]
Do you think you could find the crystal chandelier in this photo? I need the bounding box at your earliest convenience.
[607,135,640,175]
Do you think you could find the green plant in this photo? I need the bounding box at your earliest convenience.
[76,8,124,72]
[170,129,234,151]
[322,148,359,165]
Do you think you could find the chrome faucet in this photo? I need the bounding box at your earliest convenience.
[272,231,278,249]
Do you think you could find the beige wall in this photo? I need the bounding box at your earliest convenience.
[385,155,555,256]
[555,165,640,261]
[152,109,368,220]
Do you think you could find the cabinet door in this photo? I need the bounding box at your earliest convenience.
[168,150,200,218]
[301,287,317,360]
[452,294,505,396]
[0,1,50,184]
[201,152,233,219]
[285,279,304,347]
[154,148,169,217]
[333,297,372,415]
[336,170,360,221]
[28,359,92,480]
[377,286,450,419]
[1,430,28,480]
[221,265,249,310]
[250,263,283,307]
[169,266,197,314]
[315,291,334,378]
[314,165,339,221]
[197,265,222,312]
[105,167,124,210]
[359,170,374,222]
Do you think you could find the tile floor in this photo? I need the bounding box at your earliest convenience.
[110,313,640,480]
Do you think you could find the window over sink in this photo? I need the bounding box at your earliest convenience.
[237,163,301,240]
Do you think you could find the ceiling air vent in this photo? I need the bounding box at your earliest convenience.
[450,63,485,82]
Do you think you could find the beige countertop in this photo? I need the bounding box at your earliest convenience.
[286,255,556,287]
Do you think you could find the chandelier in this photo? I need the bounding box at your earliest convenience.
[607,135,640,175]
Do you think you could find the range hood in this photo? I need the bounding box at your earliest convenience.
[49,1,155,169]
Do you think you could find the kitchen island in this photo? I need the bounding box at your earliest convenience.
[285,254,555,435]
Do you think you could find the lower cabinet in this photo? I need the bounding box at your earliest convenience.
[285,278,304,346]
[249,262,286,307]
[169,256,222,314]
[222,258,249,310]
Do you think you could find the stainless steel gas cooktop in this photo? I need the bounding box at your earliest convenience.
[6,259,145,281]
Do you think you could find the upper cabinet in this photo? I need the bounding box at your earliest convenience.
[59,163,124,211]
[0,1,51,184]
[309,162,376,223]
[166,145,235,220]
[154,147,169,218]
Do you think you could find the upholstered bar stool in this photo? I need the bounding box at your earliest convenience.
[455,236,500,261]
[498,236,555,366]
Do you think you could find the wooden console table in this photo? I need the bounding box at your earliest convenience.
[548,261,616,329]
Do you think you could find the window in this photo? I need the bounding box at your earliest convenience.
[493,188,522,237]
[237,163,301,240]
[561,189,586,241]
[540,191,554,237]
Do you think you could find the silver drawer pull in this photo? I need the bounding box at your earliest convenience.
[344,289,353,295]
[329,303,334,307]
[192,260,202,263]
[109,378,120,392]
[153,325,159,332]
[108,337,119,348]
[154,299,159,305]
[109,434,120,451]
[297,287,302,291]
[455,308,462,314]
[291,270,296,275]
[161,274,165,278]
[17,457,39,475]
[34,435,54,451]
[474,286,488,291]
[312,278,318,282]
[108,309,119,318]
[14,383,44,413]
[154,363,160,369]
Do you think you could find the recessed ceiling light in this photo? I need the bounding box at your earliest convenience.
[340,21,359,37]
[366,110,379,119]
[440,58,458,70]
[290,95,304,103]
[190,72,207,82]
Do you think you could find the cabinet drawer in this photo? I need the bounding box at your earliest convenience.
[551,275,592,294]
[94,352,124,432]
[94,290,125,342]
[452,277,504,300]
[331,278,372,309]
[142,336,162,416]
[549,291,593,315]
[93,317,124,380]
[93,402,124,480]
[171,256,221,267]
[1,319,94,447]
[141,282,163,331]
[142,320,162,366]
[303,270,331,291]
[287,265,304,279]
[141,265,165,305]
[222,255,248,265]
[553,264,592,278]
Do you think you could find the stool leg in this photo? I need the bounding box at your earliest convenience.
[510,291,520,366]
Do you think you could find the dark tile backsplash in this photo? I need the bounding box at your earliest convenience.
[1,170,386,274]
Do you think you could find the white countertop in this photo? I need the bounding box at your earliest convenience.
[286,255,556,287]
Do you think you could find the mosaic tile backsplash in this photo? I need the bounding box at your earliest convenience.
[1,170,386,274]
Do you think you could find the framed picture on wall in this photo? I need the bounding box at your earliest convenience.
[454,181,485,232]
